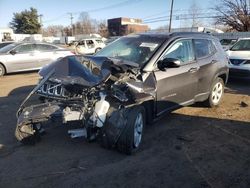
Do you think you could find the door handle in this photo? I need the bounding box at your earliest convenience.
[211,60,217,64]
[188,67,200,73]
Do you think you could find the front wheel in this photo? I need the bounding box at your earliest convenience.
[117,106,145,155]
[0,64,6,76]
[205,77,224,107]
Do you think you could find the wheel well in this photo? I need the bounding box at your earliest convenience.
[0,62,7,74]
[218,73,227,84]
[141,100,155,125]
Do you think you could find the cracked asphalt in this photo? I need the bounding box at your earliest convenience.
[0,72,249,188]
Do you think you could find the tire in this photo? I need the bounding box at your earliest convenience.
[0,64,6,77]
[116,106,145,155]
[205,77,224,108]
[15,124,40,145]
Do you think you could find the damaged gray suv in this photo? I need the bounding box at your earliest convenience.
[15,33,229,154]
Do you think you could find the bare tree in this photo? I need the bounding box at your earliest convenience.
[63,27,72,36]
[214,0,250,31]
[97,20,109,38]
[188,0,202,27]
[42,25,64,37]
[73,12,97,35]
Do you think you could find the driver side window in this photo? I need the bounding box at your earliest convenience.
[162,39,194,64]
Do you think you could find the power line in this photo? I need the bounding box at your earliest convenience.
[143,11,218,22]
[43,14,68,23]
[142,10,219,23]
[142,8,215,20]
[43,0,142,23]
[72,0,142,14]
[143,15,218,24]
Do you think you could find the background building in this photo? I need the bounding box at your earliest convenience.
[108,17,148,36]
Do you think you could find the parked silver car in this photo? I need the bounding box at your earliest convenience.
[0,42,73,76]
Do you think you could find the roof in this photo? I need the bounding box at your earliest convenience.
[129,32,216,40]
[140,31,212,37]
[238,38,250,40]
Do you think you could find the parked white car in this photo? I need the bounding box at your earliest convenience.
[75,38,105,54]
[226,38,250,79]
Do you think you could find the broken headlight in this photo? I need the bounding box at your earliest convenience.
[111,84,129,102]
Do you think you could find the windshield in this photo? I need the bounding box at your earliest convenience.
[0,43,18,53]
[95,35,167,66]
[230,39,250,51]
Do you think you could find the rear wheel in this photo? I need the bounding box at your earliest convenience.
[95,48,101,53]
[205,77,224,107]
[0,64,6,76]
[117,106,145,155]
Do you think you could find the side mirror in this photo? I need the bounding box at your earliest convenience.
[157,58,181,71]
[9,50,17,55]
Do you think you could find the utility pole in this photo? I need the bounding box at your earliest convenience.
[168,0,174,32]
[68,13,74,36]
[249,0,250,12]
[39,14,43,36]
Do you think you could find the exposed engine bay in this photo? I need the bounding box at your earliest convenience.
[15,55,156,152]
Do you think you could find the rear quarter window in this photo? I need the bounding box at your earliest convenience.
[194,39,217,59]
[95,39,103,44]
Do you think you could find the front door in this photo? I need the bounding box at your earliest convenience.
[154,39,199,115]
[6,44,36,72]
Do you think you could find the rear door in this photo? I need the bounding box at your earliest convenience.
[154,39,199,115]
[34,44,60,68]
[194,39,219,96]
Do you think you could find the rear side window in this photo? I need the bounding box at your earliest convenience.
[194,39,217,58]
[96,39,103,44]
[86,40,95,48]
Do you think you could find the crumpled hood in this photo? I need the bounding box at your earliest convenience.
[39,55,139,88]
[39,55,111,88]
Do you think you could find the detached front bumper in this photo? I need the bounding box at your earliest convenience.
[17,102,63,127]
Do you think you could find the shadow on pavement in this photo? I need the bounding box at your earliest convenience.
[226,78,250,96]
[0,85,249,187]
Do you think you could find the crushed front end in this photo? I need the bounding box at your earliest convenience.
[15,55,156,152]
